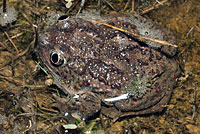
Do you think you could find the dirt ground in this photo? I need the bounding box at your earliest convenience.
[0,0,199,133]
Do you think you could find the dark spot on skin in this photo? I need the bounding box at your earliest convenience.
[93,51,98,57]
[112,46,117,51]
[123,22,130,28]
[95,40,100,44]
[88,43,93,48]
[130,24,136,29]
[83,80,90,86]
[149,56,153,62]
[97,48,101,53]
[79,45,83,50]
[111,84,117,89]
[115,82,121,89]
[99,43,104,48]
[115,54,120,59]
[124,58,130,64]
[126,45,131,50]
[151,69,155,76]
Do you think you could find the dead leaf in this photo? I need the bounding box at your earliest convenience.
[186,124,200,133]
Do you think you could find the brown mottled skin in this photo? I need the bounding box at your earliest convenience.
[37,14,180,121]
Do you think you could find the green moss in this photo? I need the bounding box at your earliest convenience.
[125,76,149,100]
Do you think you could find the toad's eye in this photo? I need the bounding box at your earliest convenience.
[50,51,64,66]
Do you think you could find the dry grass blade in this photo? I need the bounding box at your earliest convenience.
[102,0,116,11]
[123,0,131,11]
[123,0,135,12]
[141,0,169,15]
[0,40,33,69]
[0,75,22,86]
[89,19,178,48]
[192,83,197,120]
[4,31,19,53]
[0,41,7,49]
[0,41,15,54]
[132,0,135,12]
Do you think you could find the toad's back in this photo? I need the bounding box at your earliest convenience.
[37,14,180,119]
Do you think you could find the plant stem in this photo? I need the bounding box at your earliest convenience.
[3,0,7,13]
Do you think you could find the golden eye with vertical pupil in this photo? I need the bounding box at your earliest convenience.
[50,50,64,66]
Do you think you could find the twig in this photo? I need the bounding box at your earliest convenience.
[0,40,33,69]
[141,0,168,15]
[132,0,135,12]
[0,41,8,50]
[8,32,23,40]
[186,26,194,37]
[102,0,116,11]
[66,0,79,14]
[21,12,34,26]
[14,43,31,59]
[123,0,131,11]
[0,75,22,86]
[195,25,200,32]
[192,83,197,120]
[3,0,6,13]
[76,0,86,16]
[89,19,178,48]
[0,41,15,54]
[4,31,19,53]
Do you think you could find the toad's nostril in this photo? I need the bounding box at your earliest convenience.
[58,15,68,21]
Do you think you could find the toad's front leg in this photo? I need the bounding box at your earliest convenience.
[53,91,101,122]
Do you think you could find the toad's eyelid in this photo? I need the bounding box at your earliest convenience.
[50,49,67,66]
[50,50,65,66]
